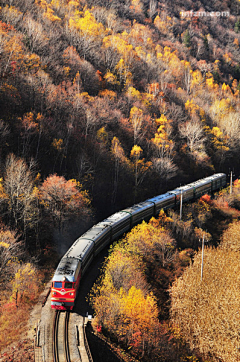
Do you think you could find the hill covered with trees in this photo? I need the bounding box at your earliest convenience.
[1,0,240,218]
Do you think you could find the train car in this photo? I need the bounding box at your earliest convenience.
[122,201,155,227]
[71,222,112,258]
[204,173,226,192]
[147,193,176,216]
[102,211,131,241]
[188,173,226,199]
[169,184,195,204]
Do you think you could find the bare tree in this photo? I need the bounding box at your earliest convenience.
[4,154,38,246]
[23,15,49,52]
[148,0,157,19]
[179,119,206,154]
[130,106,144,145]
[220,112,240,147]
[152,157,177,181]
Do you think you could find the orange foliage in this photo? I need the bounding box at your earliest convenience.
[39,174,91,229]
[199,194,213,206]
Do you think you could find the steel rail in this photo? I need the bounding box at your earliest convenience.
[53,310,60,362]
[64,312,71,362]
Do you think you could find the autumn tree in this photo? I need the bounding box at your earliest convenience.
[0,225,23,285]
[130,145,151,202]
[39,174,91,231]
[11,262,39,306]
[151,115,177,183]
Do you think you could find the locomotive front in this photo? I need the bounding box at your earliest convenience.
[51,257,81,310]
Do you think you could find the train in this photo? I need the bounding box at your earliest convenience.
[51,173,226,310]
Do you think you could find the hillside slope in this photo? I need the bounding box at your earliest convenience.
[1,0,239,217]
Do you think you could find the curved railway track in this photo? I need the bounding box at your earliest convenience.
[53,310,71,362]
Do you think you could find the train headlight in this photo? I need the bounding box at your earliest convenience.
[53,292,57,295]
[69,293,74,296]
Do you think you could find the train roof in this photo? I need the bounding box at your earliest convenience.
[103,211,131,226]
[77,222,111,241]
[147,192,175,204]
[122,201,154,215]
[52,257,79,282]
[173,173,226,190]
[169,184,195,195]
[203,173,226,181]
[66,238,94,263]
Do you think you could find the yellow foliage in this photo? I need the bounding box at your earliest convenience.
[191,69,203,89]
[0,177,7,200]
[63,66,70,76]
[204,125,229,152]
[96,127,108,145]
[120,285,158,334]
[233,37,239,48]
[52,138,64,151]
[222,82,232,94]
[223,52,232,64]
[111,137,129,165]
[0,241,10,248]
[11,263,38,299]
[130,144,142,159]
[210,98,233,124]
[24,53,41,73]
[103,71,119,86]
[130,105,143,120]
[126,86,141,100]
[43,5,61,22]
[115,58,133,86]
[154,14,174,35]
[69,10,105,40]
[205,72,218,91]
[157,46,182,79]
[98,89,117,100]
[135,46,146,60]
[185,99,199,115]
[155,114,168,125]
[152,115,173,157]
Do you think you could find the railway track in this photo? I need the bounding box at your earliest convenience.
[53,310,71,362]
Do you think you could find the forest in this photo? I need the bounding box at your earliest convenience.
[0,0,240,360]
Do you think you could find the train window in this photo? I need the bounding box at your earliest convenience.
[54,282,62,288]
[65,282,73,289]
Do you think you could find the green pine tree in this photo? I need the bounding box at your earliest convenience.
[183,29,191,48]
